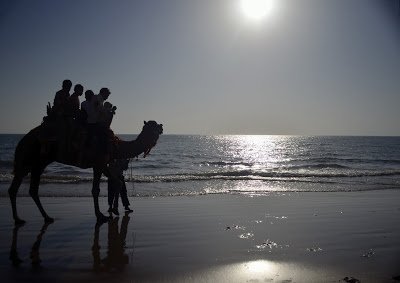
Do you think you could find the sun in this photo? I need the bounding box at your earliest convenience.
[239,0,273,21]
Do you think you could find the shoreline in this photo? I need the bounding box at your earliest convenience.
[0,191,399,282]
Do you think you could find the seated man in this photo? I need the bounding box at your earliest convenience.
[53,79,72,116]
[107,159,133,215]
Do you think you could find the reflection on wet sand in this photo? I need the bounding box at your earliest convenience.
[9,222,53,268]
[92,213,133,273]
[8,213,133,275]
[9,224,24,267]
[30,222,53,268]
[187,260,330,283]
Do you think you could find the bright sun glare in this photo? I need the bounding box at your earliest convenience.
[239,0,273,21]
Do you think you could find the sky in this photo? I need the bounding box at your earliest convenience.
[0,0,399,135]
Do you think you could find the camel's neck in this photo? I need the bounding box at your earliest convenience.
[112,137,145,160]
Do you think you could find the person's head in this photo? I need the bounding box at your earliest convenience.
[62,80,72,91]
[85,90,94,101]
[99,88,111,100]
[104,101,112,110]
[74,84,84,96]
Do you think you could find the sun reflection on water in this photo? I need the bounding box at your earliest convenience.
[214,135,295,168]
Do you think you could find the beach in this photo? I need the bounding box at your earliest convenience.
[0,190,399,283]
[2,0,400,282]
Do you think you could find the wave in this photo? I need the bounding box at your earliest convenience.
[283,163,350,170]
[0,184,399,198]
[126,170,400,183]
[2,168,399,184]
[0,173,93,184]
[201,161,254,167]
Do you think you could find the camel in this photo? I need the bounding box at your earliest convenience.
[8,120,163,224]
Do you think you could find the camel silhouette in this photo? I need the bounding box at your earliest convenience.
[8,120,163,224]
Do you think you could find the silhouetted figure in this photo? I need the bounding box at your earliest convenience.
[94,87,111,111]
[103,101,117,128]
[92,214,132,273]
[108,159,132,215]
[81,90,96,125]
[53,79,72,116]
[94,87,116,127]
[9,120,163,224]
[53,80,73,160]
[63,84,85,157]
[67,84,84,119]
[77,89,96,165]
[93,87,113,156]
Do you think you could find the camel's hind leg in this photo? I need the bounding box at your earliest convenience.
[29,168,54,223]
[8,174,25,225]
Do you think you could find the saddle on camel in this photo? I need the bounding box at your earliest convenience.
[8,92,163,224]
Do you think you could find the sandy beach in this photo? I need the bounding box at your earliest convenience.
[0,190,399,283]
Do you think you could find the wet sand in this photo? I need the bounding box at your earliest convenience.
[0,190,399,282]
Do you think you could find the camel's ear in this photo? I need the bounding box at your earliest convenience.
[144,121,147,125]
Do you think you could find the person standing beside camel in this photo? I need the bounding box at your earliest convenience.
[107,159,133,215]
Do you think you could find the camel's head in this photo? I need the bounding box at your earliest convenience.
[143,120,163,135]
[139,120,163,157]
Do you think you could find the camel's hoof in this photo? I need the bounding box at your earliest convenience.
[44,217,54,223]
[14,218,26,226]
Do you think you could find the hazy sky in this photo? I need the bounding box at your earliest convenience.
[0,0,399,135]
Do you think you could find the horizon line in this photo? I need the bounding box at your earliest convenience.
[0,133,399,137]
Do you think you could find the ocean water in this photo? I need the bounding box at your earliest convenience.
[0,134,399,197]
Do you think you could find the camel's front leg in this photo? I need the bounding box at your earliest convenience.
[92,167,109,223]
[8,175,25,225]
[30,168,54,223]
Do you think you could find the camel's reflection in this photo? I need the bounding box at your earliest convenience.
[9,222,53,268]
[9,224,23,267]
[92,213,133,272]
[8,214,133,272]
[30,222,53,268]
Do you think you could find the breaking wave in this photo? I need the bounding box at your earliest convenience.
[1,169,399,184]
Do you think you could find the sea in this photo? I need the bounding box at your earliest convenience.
[0,134,399,197]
